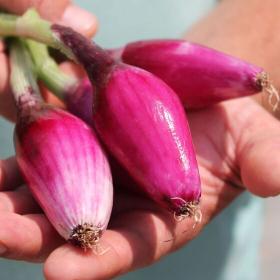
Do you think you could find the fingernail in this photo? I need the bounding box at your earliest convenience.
[0,243,7,255]
[59,4,98,37]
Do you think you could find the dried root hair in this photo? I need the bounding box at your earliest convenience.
[257,72,280,112]
[170,197,202,226]
[69,223,109,255]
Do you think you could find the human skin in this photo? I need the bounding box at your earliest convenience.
[1,0,280,279]
[0,0,97,120]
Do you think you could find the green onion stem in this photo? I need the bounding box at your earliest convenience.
[9,38,42,106]
[26,39,77,99]
[0,9,75,60]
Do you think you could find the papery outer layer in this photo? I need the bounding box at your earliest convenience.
[118,39,263,108]
[15,105,113,240]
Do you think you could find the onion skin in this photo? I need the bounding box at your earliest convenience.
[47,71,145,197]
[39,38,266,120]
[116,39,264,109]
[64,77,94,126]
[53,25,201,216]
[93,65,201,212]
[15,97,113,248]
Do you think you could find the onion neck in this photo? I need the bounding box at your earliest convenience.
[0,9,75,60]
[0,9,115,87]
[9,38,43,112]
[52,24,115,87]
[0,14,18,35]
[26,39,78,100]
[106,47,124,61]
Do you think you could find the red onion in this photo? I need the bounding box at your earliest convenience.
[112,39,279,110]
[10,39,113,249]
[52,25,202,220]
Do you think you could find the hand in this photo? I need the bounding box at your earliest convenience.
[0,0,97,120]
[1,96,280,279]
[1,1,280,280]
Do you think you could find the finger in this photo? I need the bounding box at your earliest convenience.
[59,61,87,78]
[0,1,97,38]
[0,213,64,262]
[0,157,23,191]
[0,186,40,214]
[57,4,98,39]
[0,40,4,51]
[225,98,280,197]
[0,51,16,121]
[44,214,180,280]
[39,82,66,109]
[43,182,238,280]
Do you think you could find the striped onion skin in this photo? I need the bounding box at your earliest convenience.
[93,64,201,217]
[116,39,265,109]
[15,103,113,248]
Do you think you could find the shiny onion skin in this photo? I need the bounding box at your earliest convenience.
[115,39,270,109]
[15,97,113,249]
[52,25,201,219]
[93,65,201,217]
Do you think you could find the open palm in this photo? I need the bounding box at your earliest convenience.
[1,96,279,280]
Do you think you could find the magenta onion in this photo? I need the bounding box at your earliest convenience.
[64,77,94,125]
[112,39,278,110]
[10,40,113,249]
[52,25,201,220]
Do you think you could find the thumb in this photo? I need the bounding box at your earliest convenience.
[234,100,280,198]
[0,0,97,38]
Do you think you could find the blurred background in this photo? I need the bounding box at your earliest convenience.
[0,0,279,279]
[261,197,280,279]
